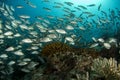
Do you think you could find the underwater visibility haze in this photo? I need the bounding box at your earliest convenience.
[0,0,120,80]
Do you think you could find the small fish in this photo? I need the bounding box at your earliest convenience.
[53,5,61,8]
[103,43,111,49]
[78,5,87,10]
[14,33,21,37]
[5,4,13,15]
[0,61,3,64]
[98,4,102,11]
[0,35,4,38]
[87,4,96,7]
[47,34,57,39]
[98,38,104,43]
[43,19,50,24]
[14,50,24,56]
[83,11,92,15]
[21,68,30,73]
[74,7,81,10]
[26,1,36,8]
[65,37,74,42]
[40,37,52,42]
[30,31,38,36]
[5,24,12,30]
[48,30,55,33]
[31,51,39,54]
[79,26,86,30]
[35,16,43,20]
[42,0,49,2]
[31,46,39,50]
[92,37,97,42]
[101,11,107,17]
[70,21,77,24]
[54,2,64,6]
[46,15,54,19]
[23,58,31,62]
[16,5,24,8]
[66,25,74,30]
[87,14,95,18]
[22,38,33,43]
[8,61,16,66]
[4,31,13,36]
[64,2,74,6]
[108,38,117,43]
[18,61,28,66]
[63,7,71,11]
[5,46,15,51]
[27,61,39,69]
[56,29,67,34]
[90,43,99,48]
[10,5,15,12]
[43,7,51,12]
[0,54,8,58]
[19,15,30,19]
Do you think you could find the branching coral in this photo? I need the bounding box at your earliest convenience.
[91,57,120,80]
[28,51,93,80]
[41,42,73,58]
[24,42,120,80]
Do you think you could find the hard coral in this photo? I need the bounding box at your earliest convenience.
[41,41,100,59]
[75,48,100,58]
[30,52,93,80]
[41,42,73,58]
[91,58,120,80]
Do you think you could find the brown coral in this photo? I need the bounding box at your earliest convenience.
[75,48,100,58]
[38,42,101,79]
[30,51,93,80]
[41,42,100,59]
[41,42,73,58]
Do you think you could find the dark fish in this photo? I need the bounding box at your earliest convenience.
[83,11,92,15]
[101,11,107,17]
[98,4,102,11]
[64,2,74,6]
[87,14,95,18]
[74,7,81,10]
[63,7,71,11]
[42,0,49,2]
[87,4,96,7]
[111,10,115,17]
[42,7,51,12]
[54,2,64,6]
[78,5,87,10]
[25,0,36,8]
[53,5,61,8]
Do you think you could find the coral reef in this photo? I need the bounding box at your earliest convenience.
[91,58,120,80]
[26,52,93,80]
[100,46,119,59]
[22,42,120,80]
[41,42,73,58]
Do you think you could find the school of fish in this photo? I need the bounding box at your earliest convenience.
[0,0,120,77]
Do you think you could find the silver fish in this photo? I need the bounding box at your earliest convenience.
[103,43,111,49]
[16,5,24,8]
[14,50,24,56]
